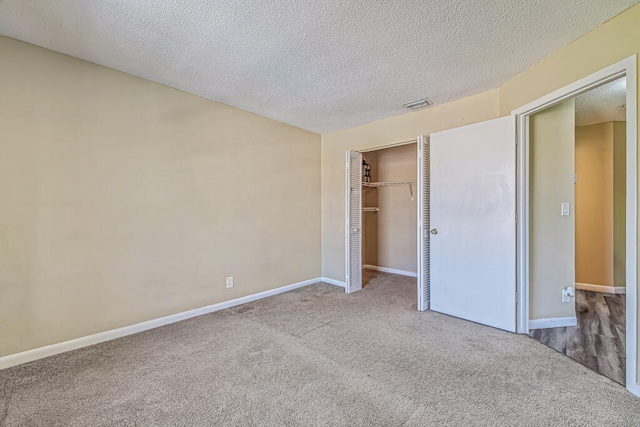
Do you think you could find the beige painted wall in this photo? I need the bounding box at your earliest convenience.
[613,121,627,288]
[575,123,615,286]
[529,99,576,321]
[367,144,417,273]
[0,37,321,357]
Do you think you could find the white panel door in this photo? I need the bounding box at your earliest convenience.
[430,116,516,332]
[417,136,430,311]
[346,150,363,293]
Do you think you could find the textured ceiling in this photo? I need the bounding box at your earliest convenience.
[0,1,637,133]
[575,77,627,127]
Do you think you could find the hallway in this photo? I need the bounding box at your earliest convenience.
[530,289,626,384]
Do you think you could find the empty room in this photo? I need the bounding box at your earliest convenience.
[2,1,640,425]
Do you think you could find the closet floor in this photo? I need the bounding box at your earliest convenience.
[362,267,383,288]
[529,289,626,385]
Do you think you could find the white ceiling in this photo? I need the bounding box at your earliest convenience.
[575,77,627,127]
[0,1,637,133]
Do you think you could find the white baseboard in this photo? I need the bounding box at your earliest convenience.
[321,277,346,287]
[575,282,626,294]
[628,381,640,399]
[0,277,323,370]
[363,265,417,278]
[529,316,577,330]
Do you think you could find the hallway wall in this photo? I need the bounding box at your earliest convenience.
[576,123,615,286]
[529,99,576,321]
[575,122,627,288]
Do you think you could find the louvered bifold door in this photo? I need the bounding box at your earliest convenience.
[417,136,430,311]
[346,150,363,293]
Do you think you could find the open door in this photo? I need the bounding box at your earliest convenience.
[417,136,430,311]
[345,150,363,293]
[430,116,516,332]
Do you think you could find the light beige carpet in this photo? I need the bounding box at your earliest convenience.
[2,271,640,426]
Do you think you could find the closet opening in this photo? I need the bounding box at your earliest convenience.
[362,143,417,290]
[345,138,429,311]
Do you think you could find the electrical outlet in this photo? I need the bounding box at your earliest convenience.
[562,286,574,303]
[226,276,234,289]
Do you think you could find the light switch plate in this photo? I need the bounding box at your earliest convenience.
[561,203,570,216]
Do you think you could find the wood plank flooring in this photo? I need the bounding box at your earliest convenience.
[529,290,626,385]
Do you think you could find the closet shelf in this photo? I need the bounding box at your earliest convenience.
[362,181,417,187]
[363,207,379,212]
[363,181,417,200]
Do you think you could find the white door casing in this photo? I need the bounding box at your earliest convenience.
[345,150,363,293]
[429,116,517,332]
[512,56,638,396]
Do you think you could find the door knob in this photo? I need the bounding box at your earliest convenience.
[431,228,438,235]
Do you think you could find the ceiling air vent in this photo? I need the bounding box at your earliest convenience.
[403,98,433,110]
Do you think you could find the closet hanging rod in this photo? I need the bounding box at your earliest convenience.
[362,181,417,187]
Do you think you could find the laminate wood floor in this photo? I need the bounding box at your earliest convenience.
[530,290,626,384]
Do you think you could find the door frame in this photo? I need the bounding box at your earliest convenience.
[344,138,427,310]
[512,55,638,396]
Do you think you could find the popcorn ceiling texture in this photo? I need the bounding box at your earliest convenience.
[576,77,627,127]
[0,0,637,132]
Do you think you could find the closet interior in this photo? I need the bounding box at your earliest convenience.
[361,143,418,287]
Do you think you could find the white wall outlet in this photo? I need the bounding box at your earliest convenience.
[562,286,575,303]
[561,202,570,216]
[226,276,234,289]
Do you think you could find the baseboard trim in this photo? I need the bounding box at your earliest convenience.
[628,381,640,399]
[575,282,626,294]
[363,265,417,278]
[529,316,577,330]
[0,277,322,370]
[321,277,346,288]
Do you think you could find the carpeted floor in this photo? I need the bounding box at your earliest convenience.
[2,272,640,426]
